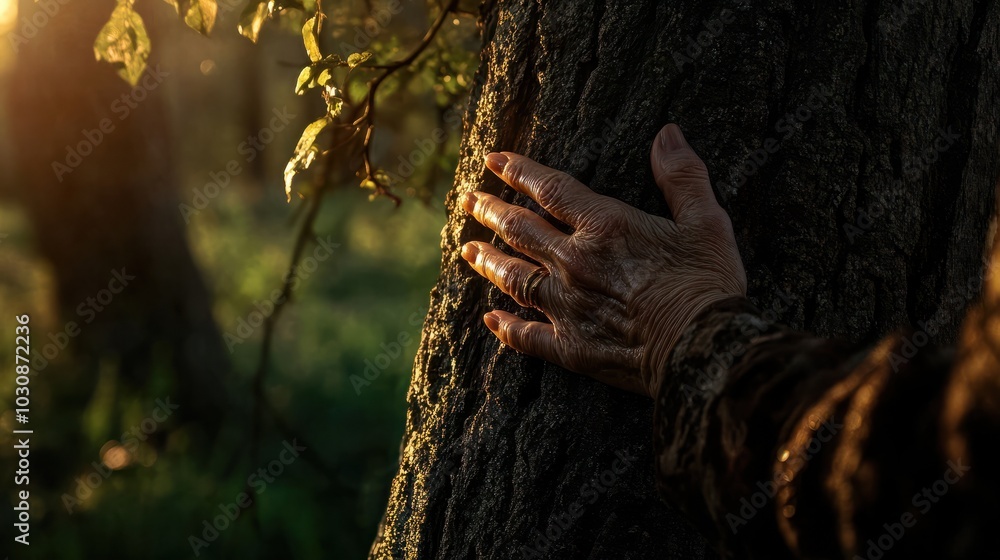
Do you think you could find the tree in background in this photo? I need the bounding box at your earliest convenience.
[1,0,473,556]
[371,1,999,558]
[5,0,232,464]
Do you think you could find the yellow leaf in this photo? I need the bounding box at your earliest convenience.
[302,15,322,63]
[94,0,150,86]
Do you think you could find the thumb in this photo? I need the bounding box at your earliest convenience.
[651,124,719,223]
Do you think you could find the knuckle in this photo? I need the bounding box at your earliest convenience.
[497,260,522,286]
[517,326,541,352]
[533,171,573,208]
[502,157,525,184]
[657,150,709,180]
[496,206,525,238]
[500,320,521,345]
[699,207,734,235]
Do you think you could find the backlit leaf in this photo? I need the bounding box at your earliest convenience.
[283,117,329,200]
[161,0,217,35]
[316,68,333,86]
[238,0,273,43]
[347,51,372,69]
[295,66,314,95]
[94,0,151,86]
[302,15,322,62]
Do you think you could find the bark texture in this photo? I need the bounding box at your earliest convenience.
[372,0,999,558]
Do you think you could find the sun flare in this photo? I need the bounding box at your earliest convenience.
[0,1,15,32]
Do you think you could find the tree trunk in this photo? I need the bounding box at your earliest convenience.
[6,0,232,442]
[372,1,999,558]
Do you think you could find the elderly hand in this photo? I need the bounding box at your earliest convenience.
[461,124,746,398]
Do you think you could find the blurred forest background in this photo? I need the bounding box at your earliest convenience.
[0,1,477,557]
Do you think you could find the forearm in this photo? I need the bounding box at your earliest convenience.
[652,296,982,559]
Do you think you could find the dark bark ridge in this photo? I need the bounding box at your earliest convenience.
[372,1,998,558]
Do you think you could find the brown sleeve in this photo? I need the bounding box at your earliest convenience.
[653,288,1000,560]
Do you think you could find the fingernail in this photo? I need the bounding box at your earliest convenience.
[484,152,509,175]
[461,191,479,213]
[462,242,479,262]
[483,312,500,331]
[659,124,687,151]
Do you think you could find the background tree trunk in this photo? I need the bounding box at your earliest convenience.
[5,0,233,451]
[372,0,999,558]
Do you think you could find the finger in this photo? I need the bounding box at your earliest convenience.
[484,310,646,395]
[650,124,721,223]
[463,190,565,261]
[484,152,598,228]
[462,242,552,309]
[483,309,560,362]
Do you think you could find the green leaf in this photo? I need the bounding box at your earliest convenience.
[324,90,343,118]
[347,51,372,69]
[295,66,314,95]
[283,117,329,200]
[238,0,272,43]
[184,0,218,35]
[302,15,322,63]
[162,0,217,35]
[94,0,151,86]
[316,68,333,86]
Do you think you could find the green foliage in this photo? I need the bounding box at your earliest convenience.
[302,14,323,62]
[0,188,447,559]
[238,0,276,42]
[162,0,219,35]
[93,0,151,86]
[284,117,329,200]
[348,51,372,68]
[5,1,480,557]
[93,0,475,204]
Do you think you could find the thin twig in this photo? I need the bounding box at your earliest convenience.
[358,0,460,204]
[246,0,462,511]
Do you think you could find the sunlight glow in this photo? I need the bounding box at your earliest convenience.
[100,441,132,470]
[0,1,15,32]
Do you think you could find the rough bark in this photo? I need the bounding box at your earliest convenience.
[372,0,998,558]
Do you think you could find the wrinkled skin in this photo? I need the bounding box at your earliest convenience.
[461,124,747,398]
